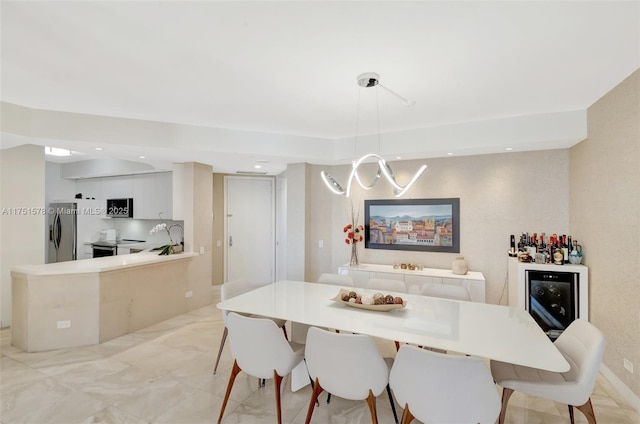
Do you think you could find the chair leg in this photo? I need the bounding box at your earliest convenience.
[213,326,228,374]
[394,341,400,351]
[281,325,288,340]
[218,359,241,423]
[305,378,324,424]
[568,404,575,424]
[365,389,379,424]
[400,404,415,424]
[274,370,284,424]
[326,393,331,404]
[497,387,514,424]
[575,398,597,424]
[386,384,398,424]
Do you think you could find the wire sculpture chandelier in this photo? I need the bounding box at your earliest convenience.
[321,72,427,198]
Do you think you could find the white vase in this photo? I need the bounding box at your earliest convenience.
[452,256,468,275]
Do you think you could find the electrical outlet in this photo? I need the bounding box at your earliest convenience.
[318,240,324,248]
[199,246,205,254]
[624,358,634,374]
[185,291,193,298]
[57,320,71,329]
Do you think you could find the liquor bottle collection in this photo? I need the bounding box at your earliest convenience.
[509,233,583,265]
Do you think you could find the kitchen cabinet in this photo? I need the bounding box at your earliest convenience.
[75,172,173,220]
[76,179,102,200]
[101,176,134,200]
[132,173,156,219]
[131,172,172,220]
[154,172,173,219]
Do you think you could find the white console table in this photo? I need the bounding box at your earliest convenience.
[338,263,486,303]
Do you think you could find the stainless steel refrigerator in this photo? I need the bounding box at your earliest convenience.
[48,202,77,262]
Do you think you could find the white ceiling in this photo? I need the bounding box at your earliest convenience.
[1,1,639,175]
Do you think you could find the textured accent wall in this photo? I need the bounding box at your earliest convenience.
[212,173,225,285]
[286,163,311,281]
[570,69,640,398]
[314,149,571,305]
[182,162,213,310]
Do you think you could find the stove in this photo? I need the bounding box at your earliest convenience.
[91,239,146,257]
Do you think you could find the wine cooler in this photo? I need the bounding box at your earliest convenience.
[525,270,579,340]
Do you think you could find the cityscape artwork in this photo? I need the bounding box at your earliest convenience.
[364,198,460,253]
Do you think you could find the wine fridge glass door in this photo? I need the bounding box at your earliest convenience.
[525,270,579,340]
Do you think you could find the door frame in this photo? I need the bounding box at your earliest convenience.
[223,175,276,283]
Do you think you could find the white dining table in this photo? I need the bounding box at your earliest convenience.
[217,280,569,379]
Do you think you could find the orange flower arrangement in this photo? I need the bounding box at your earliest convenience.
[344,223,364,245]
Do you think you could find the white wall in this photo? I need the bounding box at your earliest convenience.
[0,145,46,327]
[275,171,288,281]
[286,163,310,281]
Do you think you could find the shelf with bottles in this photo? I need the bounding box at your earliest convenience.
[509,232,583,265]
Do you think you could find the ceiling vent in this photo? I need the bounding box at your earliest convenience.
[236,170,268,175]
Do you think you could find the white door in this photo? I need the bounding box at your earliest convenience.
[225,177,275,284]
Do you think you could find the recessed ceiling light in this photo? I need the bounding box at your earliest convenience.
[254,165,262,169]
[396,156,402,160]
[95,147,103,151]
[45,147,71,157]
[447,152,454,156]
[505,147,513,151]
[139,156,145,159]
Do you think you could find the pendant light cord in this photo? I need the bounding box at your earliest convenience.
[376,86,381,155]
[354,88,361,159]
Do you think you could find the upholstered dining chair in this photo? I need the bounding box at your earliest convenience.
[213,280,287,374]
[491,319,606,424]
[304,326,398,424]
[420,282,470,301]
[317,273,354,287]
[365,277,407,293]
[218,312,305,424]
[364,278,407,351]
[389,345,500,424]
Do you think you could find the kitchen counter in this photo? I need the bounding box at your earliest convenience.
[11,250,208,352]
[12,251,197,276]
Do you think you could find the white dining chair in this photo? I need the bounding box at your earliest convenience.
[304,326,398,424]
[421,282,470,301]
[389,345,500,424]
[364,278,407,351]
[317,273,354,287]
[491,319,606,424]
[218,312,305,424]
[366,277,407,293]
[213,279,287,374]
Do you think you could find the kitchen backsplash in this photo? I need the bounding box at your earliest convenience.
[110,218,184,245]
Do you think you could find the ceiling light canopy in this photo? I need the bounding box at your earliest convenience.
[321,73,426,198]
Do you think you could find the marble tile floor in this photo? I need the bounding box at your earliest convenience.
[0,294,638,424]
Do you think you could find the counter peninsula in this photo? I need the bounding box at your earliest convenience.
[11,251,204,352]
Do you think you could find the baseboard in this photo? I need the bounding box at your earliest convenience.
[600,363,640,412]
